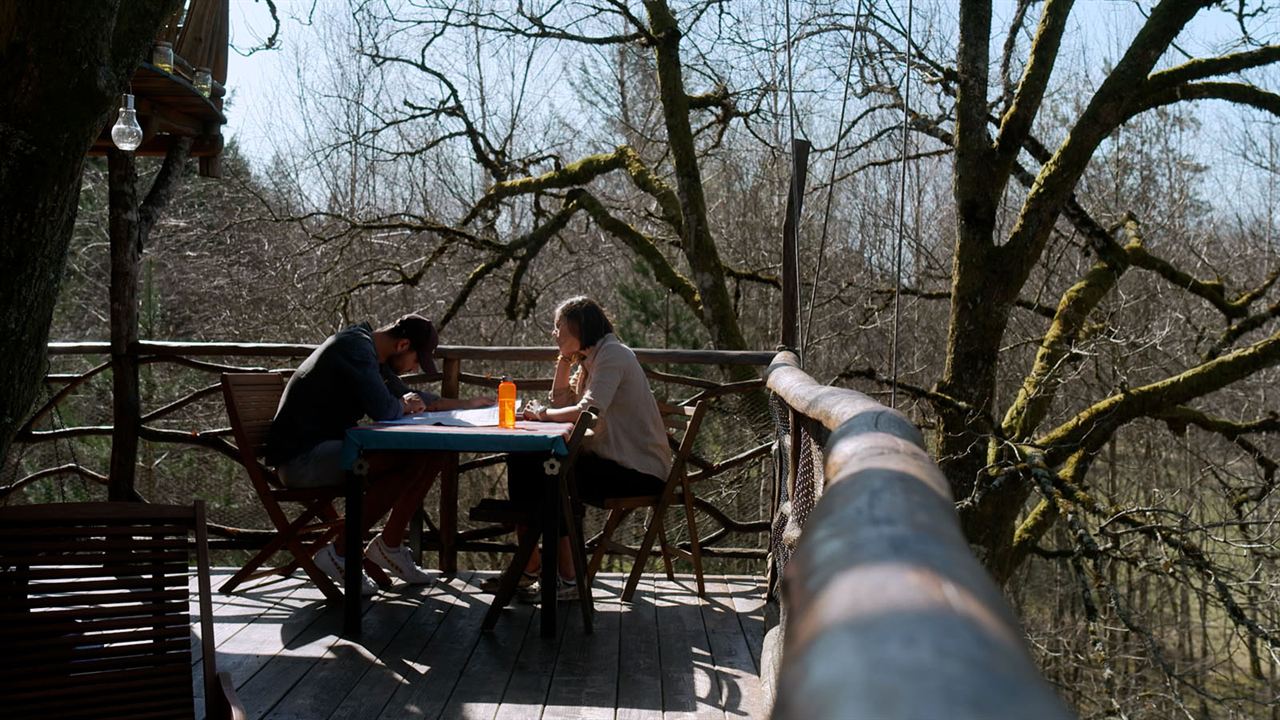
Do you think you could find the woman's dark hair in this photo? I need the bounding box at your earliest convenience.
[555,296,614,349]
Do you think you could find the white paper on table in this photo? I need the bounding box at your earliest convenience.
[404,400,520,427]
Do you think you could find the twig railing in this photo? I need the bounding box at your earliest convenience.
[764,351,1070,719]
[11,341,775,564]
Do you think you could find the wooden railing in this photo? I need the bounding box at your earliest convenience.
[10,341,1077,715]
[9,341,775,565]
[764,351,1071,719]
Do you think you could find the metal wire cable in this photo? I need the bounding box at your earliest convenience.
[804,0,866,358]
[783,0,798,149]
[783,0,805,358]
[890,0,914,408]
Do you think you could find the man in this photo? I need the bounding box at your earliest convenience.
[267,314,491,594]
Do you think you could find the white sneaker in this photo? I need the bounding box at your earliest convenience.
[366,536,433,585]
[516,576,580,604]
[314,543,377,596]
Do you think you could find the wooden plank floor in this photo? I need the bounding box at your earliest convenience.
[193,570,767,720]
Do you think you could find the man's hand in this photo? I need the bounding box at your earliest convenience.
[466,395,496,409]
[402,392,426,414]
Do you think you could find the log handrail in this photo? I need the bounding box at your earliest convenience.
[48,340,777,366]
[765,350,1070,720]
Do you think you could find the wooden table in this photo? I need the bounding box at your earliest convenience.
[340,418,583,638]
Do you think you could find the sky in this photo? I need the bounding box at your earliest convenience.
[220,0,1275,209]
[223,0,307,168]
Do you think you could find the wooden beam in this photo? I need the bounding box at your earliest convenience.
[781,139,811,351]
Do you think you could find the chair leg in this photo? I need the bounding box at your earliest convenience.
[484,528,540,631]
[221,503,334,594]
[656,514,676,580]
[560,476,593,633]
[622,506,664,603]
[220,534,289,594]
[288,536,342,602]
[680,486,706,598]
[588,508,629,581]
[363,559,394,589]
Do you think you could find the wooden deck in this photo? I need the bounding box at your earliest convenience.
[193,570,768,720]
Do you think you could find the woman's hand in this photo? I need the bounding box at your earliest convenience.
[522,400,546,421]
[465,395,496,409]
[557,350,585,365]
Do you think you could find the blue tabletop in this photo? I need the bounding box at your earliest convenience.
[342,418,572,469]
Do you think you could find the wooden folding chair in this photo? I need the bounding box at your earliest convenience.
[220,372,350,600]
[470,408,598,632]
[0,501,247,720]
[587,399,709,601]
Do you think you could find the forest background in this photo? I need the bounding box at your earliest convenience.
[3,1,1279,718]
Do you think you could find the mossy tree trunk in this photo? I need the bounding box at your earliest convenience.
[643,0,748,354]
[939,0,1280,582]
[0,0,181,466]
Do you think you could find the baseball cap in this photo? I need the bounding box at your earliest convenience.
[392,314,439,375]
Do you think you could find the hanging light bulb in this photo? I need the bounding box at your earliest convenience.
[111,94,143,151]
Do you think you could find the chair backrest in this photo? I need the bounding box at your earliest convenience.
[221,372,284,459]
[560,407,599,502]
[222,372,285,489]
[0,501,226,720]
[657,400,708,484]
[562,406,598,474]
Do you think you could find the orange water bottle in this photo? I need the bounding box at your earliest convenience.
[498,376,516,428]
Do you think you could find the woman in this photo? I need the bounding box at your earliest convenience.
[504,296,672,600]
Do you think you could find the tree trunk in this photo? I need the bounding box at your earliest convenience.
[937,0,1020,565]
[644,0,748,354]
[105,138,192,500]
[108,149,142,500]
[0,0,182,464]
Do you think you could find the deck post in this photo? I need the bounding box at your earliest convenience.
[107,148,142,501]
[780,139,811,352]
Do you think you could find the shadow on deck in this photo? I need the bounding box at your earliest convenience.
[193,571,767,720]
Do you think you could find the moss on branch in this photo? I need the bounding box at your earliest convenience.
[1002,234,1139,441]
[723,266,780,288]
[572,189,701,313]
[1145,44,1280,91]
[462,145,684,237]
[1009,449,1093,570]
[441,197,583,327]
[1038,328,1280,465]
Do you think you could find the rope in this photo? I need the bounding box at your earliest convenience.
[804,0,867,357]
[890,0,914,408]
